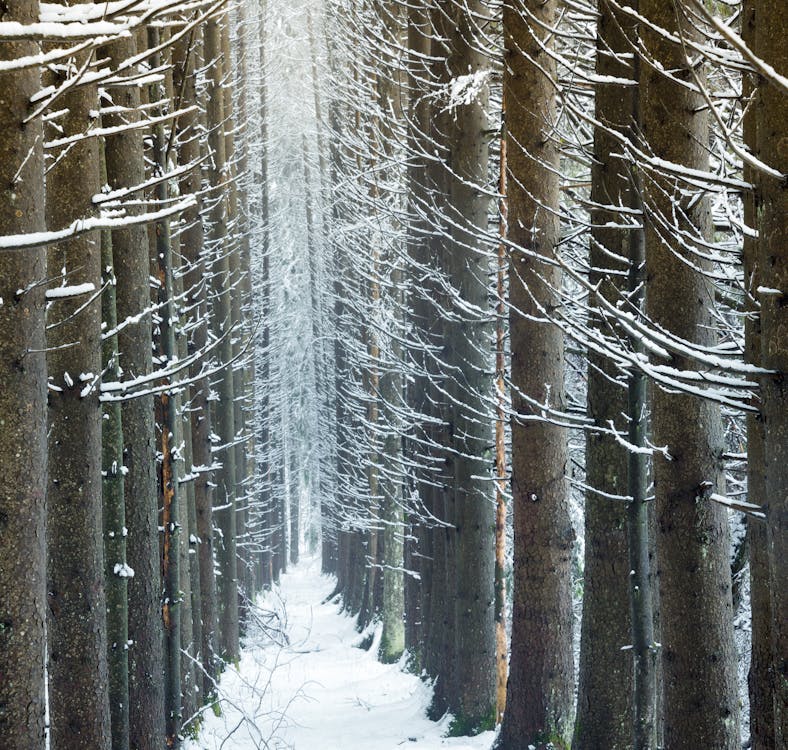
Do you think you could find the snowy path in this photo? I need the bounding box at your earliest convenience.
[185,557,495,750]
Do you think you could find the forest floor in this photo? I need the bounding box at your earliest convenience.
[184,556,496,750]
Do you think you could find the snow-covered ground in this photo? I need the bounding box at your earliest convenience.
[185,557,496,750]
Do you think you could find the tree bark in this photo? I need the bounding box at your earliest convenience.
[0,8,48,747]
[101,167,130,750]
[494,110,508,726]
[146,25,182,744]
[752,1,787,744]
[574,3,653,748]
[497,1,575,747]
[204,14,240,664]
[640,2,740,747]
[403,1,432,670]
[742,4,775,749]
[438,0,496,732]
[102,34,166,750]
[44,33,111,749]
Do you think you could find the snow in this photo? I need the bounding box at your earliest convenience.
[45,282,96,299]
[445,71,491,112]
[185,557,496,750]
[113,562,134,578]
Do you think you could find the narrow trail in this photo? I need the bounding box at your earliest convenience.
[186,557,495,750]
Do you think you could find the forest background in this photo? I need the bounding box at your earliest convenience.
[0,1,785,749]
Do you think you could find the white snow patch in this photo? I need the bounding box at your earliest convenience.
[184,557,495,750]
[113,562,134,578]
[45,282,96,299]
[445,70,491,112]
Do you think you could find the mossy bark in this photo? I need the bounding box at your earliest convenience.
[101,191,130,750]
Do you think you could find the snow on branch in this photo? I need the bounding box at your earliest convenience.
[0,197,195,252]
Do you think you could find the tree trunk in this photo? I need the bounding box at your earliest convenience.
[102,34,166,750]
[494,112,508,726]
[497,1,575,747]
[742,4,775,748]
[752,1,787,744]
[403,1,432,670]
[101,166,130,750]
[0,11,48,748]
[173,25,219,698]
[640,2,740,747]
[204,15,239,664]
[574,3,653,748]
[436,0,497,732]
[44,33,111,749]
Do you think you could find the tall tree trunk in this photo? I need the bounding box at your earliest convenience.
[574,3,653,748]
[101,163,130,750]
[147,25,182,745]
[752,1,787,744]
[429,1,497,732]
[421,0,456,720]
[494,132,508,724]
[497,1,575,747]
[0,10,48,747]
[44,34,111,750]
[307,11,338,576]
[743,3,775,747]
[404,1,432,671]
[640,2,739,747]
[379,252,405,664]
[102,34,166,750]
[204,15,240,664]
[174,25,219,698]
[221,16,250,630]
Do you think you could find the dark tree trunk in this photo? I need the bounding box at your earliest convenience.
[0,10,48,748]
[403,1,432,673]
[146,25,182,744]
[101,188,130,750]
[752,1,788,743]
[436,0,497,732]
[640,2,740,747]
[497,1,575,747]
[742,5,775,749]
[204,15,239,664]
[575,3,653,748]
[45,33,111,749]
[102,34,166,750]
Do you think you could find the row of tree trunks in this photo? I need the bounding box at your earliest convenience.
[0,6,271,750]
[317,4,782,750]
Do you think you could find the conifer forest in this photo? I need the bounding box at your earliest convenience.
[0,1,786,749]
